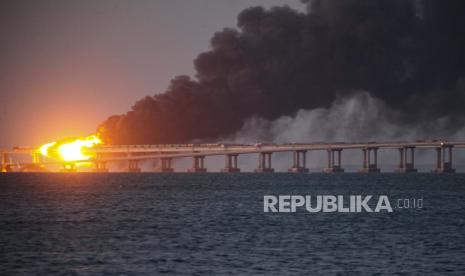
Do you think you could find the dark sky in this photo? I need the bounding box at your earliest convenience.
[0,0,304,147]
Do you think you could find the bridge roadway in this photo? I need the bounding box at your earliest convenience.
[91,140,465,160]
[1,139,464,172]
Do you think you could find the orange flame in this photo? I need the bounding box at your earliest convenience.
[39,134,102,161]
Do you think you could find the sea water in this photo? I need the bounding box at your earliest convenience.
[1,173,464,274]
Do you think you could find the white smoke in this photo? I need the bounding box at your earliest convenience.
[229,92,465,143]
[203,92,465,172]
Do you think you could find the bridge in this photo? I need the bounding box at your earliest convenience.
[1,139,464,173]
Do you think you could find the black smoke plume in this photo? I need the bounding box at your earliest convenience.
[98,0,465,144]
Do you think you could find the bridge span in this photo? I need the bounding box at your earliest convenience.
[1,140,464,173]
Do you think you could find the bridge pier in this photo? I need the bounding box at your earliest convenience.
[255,152,274,172]
[396,146,417,173]
[188,156,207,172]
[156,157,174,172]
[93,153,108,172]
[222,154,240,172]
[61,163,77,172]
[127,160,141,172]
[433,145,455,173]
[323,149,344,173]
[93,161,108,172]
[358,147,380,173]
[288,150,309,173]
[1,152,9,172]
[32,152,43,164]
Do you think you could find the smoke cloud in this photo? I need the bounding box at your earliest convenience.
[209,92,465,172]
[97,0,465,144]
[226,92,465,144]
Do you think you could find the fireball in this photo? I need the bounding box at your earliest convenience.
[39,134,102,161]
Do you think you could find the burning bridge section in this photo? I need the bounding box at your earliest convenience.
[0,140,463,173]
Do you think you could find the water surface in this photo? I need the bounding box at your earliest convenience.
[1,173,465,274]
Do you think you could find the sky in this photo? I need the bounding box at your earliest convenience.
[0,0,304,148]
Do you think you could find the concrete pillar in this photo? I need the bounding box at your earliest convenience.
[327,150,332,168]
[94,161,109,172]
[433,145,455,173]
[449,146,453,166]
[396,147,417,173]
[92,153,108,172]
[443,147,446,168]
[303,151,307,168]
[358,148,380,173]
[398,148,404,169]
[324,149,344,173]
[188,156,207,172]
[32,152,43,164]
[255,152,274,172]
[289,150,309,173]
[227,155,232,168]
[362,149,367,169]
[127,160,141,172]
[193,156,199,169]
[367,149,371,167]
[155,157,173,172]
[1,152,9,172]
[222,154,240,172]
[411,148,415,167]
[436,147,442,169]
[61,163,77,172]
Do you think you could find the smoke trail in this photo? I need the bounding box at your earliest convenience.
[98,0,465,144]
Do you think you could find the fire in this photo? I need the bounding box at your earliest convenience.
[40,141,57,156]
[39,134,102,161]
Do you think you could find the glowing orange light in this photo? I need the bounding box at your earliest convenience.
[38,134,102,161]
[40,141,56,156]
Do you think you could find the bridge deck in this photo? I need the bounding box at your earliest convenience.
[2,140,465,164]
